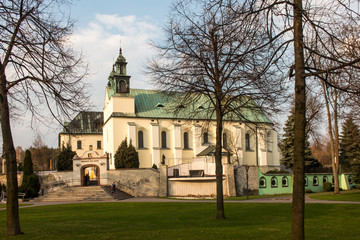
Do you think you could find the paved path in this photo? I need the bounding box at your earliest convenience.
[2,190,359,210]
[1,194,358,210]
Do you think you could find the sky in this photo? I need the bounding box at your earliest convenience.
[11,0,173,150]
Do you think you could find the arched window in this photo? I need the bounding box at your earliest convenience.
[313,176,319,186]
[161,131,167,148]
[259,177,266,188]
[305,176,308,186]
[271,176,278,188]
[245,133,251,150]
[223,132,227,148]
[184,132,189,149]
[282,176,289,187]
[138,131,144,148]
[120,81,127,93]
[203,132,209,144]
[323,176,328,183]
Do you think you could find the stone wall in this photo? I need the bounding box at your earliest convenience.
[107,168,161,197]
[224,163,236,197]
[36,171,75,193]
[234,165,259,196]
[0,173,22,186]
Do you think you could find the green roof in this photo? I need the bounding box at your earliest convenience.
[61,111,103,134]
[107,89,272,124]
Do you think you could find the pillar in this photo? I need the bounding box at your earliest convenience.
[151,122,160,166]
[173,124,182,165]
[128,122,136,145]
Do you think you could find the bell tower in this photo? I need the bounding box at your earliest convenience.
[107,48,130,94]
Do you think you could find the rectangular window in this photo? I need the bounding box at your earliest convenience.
[97,141,101,149]
[77,140,82,149]
[203,132,209,144]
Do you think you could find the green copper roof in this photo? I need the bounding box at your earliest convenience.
[61,111,103,134]
[108,89,272,124]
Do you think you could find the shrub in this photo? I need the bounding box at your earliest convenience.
[57,145,76,171]
[19,150,41,198]
[22,150,33,185]
[305,189,313,193]
[17,162,23,171]
[26,175,40,197]
[115,139,139,169]
[323,182,332,192]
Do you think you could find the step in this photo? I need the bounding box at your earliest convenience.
[33,185,132,202]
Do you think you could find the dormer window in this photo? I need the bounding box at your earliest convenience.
[156,103,164,108]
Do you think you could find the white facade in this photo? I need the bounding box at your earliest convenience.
[60,49,280,176]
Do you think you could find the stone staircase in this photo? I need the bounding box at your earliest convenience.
[101,185,133,201]
[34,186,131,202]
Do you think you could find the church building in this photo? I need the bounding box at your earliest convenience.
[59,48,280,185]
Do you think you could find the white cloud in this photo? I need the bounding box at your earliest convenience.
[71,13,162,109]
[9,13,163,149]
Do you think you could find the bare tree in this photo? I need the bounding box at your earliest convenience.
[305,90,323,145]
[0,0,90,235]
[241,0,360,239]
[147,0,287,219]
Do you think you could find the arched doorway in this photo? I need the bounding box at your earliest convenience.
[81,165,100,186]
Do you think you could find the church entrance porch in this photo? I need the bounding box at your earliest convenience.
[72,150,108,186]
[81,165,100,186]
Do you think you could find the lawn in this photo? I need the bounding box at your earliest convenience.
[0,202,359,240]
[225,193,291,201]
[309,191,360,201]
[0,204,32,209]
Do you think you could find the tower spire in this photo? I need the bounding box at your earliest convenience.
[107,47,130,94]
[119,39,122,55]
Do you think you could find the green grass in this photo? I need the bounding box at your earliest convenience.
[0,202,359,240]
[0,204,32,209]
[309,191,360,201]
[225,194,291,201]
[165,193,291,201]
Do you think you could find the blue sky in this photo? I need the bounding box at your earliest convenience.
[12,0,173,149]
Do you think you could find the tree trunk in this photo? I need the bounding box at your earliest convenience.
[0,71,22,236]
[215,100,225,219]
[292,0,306,239]
[333,89,340,194]
[322,82,340,195]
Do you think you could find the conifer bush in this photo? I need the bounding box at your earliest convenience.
[57,145,76,171]
[19,150,40,198]
[115,138,139,169]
